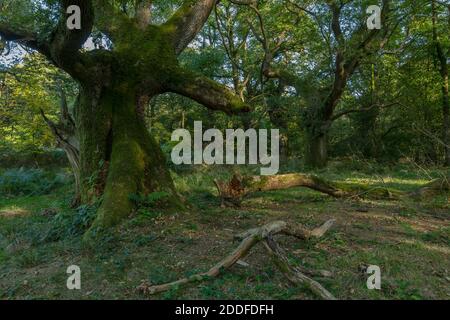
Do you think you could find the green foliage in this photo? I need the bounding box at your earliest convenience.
[44,204,98,241]
[0,54,75,153]
[0,168,68,197]
[129,191,171,208]
[1,0,450,301]
[421,228,450,246]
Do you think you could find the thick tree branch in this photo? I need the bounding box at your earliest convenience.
[164,0,217,55]
[135,0,152,29]
[167,68,251,115]
[323,0,391,119]
[331,102,401,121]
[1,1,95,79]
[49,1,94,68]
[0,24,48,55]
[93,0,134,41]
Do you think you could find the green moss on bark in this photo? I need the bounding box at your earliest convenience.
[81,87,182,241]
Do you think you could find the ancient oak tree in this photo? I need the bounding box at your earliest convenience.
[0,0,249,236]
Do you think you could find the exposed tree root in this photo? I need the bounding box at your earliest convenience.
[137,219,337,300]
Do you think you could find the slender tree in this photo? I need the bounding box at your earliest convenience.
[431,0,450,166]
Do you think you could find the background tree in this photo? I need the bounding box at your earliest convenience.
[431,0,450,166]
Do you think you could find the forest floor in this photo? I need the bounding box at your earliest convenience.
[0,162,449,300]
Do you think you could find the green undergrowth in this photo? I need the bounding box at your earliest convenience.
[0,163,448,299]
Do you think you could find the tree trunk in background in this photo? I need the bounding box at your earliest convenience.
[443,75,450,166]
[305,133,328,169]
[441,69,450,166]
[267,97,290,161]
[302,105,330,168]
[432,0,450,166]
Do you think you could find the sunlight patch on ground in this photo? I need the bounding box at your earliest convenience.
[0,206,30,218]
[340,177,429,187]
[400,239,450,255]
[399,218,444,233]
[347,211,397,223]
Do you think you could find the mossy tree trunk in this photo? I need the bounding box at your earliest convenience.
[305,132,328,169]
[1,0,250,235]
[75,84,181,233]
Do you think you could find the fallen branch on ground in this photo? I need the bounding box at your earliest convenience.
[137,219,337,300]
[214,173,449,207]
[214,173,389,207]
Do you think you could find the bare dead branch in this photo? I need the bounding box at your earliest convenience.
[138,220,337,300]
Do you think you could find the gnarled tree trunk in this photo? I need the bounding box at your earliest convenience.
[75,83,182,236]
[1,0,250,238]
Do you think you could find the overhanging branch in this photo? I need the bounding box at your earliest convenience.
[1,0,95,79]
[93,0,134,41]
[0,24,50,56]
[167,67,251,115]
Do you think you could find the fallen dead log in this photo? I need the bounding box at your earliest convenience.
[214,173,350,207]
[214,173,354,207]
[137,219,337,300]
[214,173,449,207]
